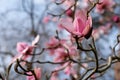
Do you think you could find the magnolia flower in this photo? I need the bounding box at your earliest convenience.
[54,48,67,62]
[27,68,41,80]
[46,37,66,55]
[96,0,115,13]
[46,37,60,48]
[59,10,92,39]
[11,35,40,63]
[16,42,34,60]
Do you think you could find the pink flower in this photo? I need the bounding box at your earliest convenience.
[46,37,59,48]
[64,65,71,75]
[54,48,67,62]
[11,42,34,64]
[11,35,40,64]
[46,37,66,55]
[96,0,115,13]
[16,42,34,60]
[59,10,92,39]
[27,68,41,80]
[63,43,78,56]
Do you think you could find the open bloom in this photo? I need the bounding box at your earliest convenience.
[10,42,34,64]
[59,10,92,39]
[16,42,34,60]
[11,35,40,64]
[27,68,41,80]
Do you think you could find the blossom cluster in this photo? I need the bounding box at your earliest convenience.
[6,0,120,80]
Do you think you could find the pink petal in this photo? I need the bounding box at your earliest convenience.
[82,16,92,36]
[73,17,85,33]
[27,68,41,80]
[17,42,28,54]
[59,18,74,34]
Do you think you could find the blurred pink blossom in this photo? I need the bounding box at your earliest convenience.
[9,42,35,66]
[11,35,40,63]
[15,42,34,60]
[46,37,66,55]
[27,68,41,80]
[54,48,67,62]
[96,0,115,13]
[64,64,76,76]
[43,16,50,23]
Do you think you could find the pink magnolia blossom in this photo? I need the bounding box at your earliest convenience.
[11,35,40,63]
[46,37,60,48]
[17,42,34,59]
[12,42,34,62]
[27,68,41,80]
[59,10,92,39]
[54,48,67,62]
[46,37,66,55]
[96,0,115,13]
[46,37,66,48]
[63,43,78,56]
[53,43,78,62]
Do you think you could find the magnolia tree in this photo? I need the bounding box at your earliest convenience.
[1,0,120,80]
